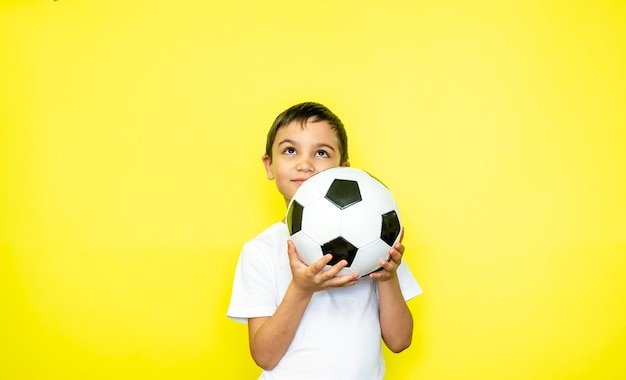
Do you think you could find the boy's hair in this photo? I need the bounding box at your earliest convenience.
[265,102,349,164]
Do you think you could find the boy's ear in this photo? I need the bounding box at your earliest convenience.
[262,154,275,180]
[342,161,350,167]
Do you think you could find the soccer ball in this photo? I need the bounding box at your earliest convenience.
[286,166,402,276]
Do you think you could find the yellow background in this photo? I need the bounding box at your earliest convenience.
[2,1,625,379]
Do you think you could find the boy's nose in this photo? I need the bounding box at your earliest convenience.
[296,157,314,172]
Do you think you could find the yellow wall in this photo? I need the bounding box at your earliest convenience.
[1,1,625,379]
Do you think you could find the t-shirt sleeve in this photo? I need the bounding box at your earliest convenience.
[396,261,423,301]
[226,240,279,324]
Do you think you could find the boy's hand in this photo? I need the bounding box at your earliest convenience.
[369,228,405,282]
[287,240,359,294]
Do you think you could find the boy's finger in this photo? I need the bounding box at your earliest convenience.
[325,274,359,288]
[308,253,333,273]
[286,240,299,260]
[323,259,351,277]
[287,240,310,269]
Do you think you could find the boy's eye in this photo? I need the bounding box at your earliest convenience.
[315,150,329,158]
[283,147,296,155]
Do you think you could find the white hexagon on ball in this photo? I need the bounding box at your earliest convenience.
[301,198,342,244]
[339,201,381,247]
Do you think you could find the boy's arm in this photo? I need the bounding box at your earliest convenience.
[377,271,413,352]
[248,240,359,370]
[370,231,414,352]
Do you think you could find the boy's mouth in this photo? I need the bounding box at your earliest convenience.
[292,178,309,185]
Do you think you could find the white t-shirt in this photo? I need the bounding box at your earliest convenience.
[227,222,422,380]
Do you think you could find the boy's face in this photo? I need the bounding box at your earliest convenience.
[263,119,349,206]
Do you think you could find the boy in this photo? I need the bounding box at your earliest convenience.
[227,102,422,379]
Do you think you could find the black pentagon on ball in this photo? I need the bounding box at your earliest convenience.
[380,210,401,246]
[325,179,362,209]
[322,236,358,266]
[286,200,304,235]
